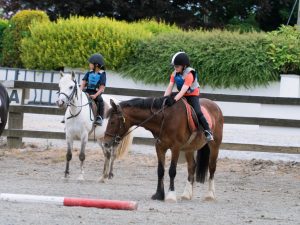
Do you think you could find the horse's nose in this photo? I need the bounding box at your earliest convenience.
[56,99,64,107]
[104,142,110,148]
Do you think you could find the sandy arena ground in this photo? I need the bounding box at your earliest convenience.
[0,142,299,225]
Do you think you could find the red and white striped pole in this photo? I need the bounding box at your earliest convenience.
[0,193,138,210]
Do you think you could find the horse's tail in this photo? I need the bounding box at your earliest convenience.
[196,143,210,183]
[115,128,133,159]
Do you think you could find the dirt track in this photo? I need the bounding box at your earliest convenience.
[0,143,299,225]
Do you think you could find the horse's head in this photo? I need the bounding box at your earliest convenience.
[56,71,78,109]
[102,99,128,156]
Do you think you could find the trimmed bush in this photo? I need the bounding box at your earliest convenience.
[120,30,278,88]
[0,19,8,64]
[21,17,150,70]
[2,10,49,67]
[266,25,300,74]
[21,17,178,70]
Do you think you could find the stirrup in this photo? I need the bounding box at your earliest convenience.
[94,116,103,126]
[204,130,214,142]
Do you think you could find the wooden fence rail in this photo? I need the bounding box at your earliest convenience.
[1,80,300,153]
[7,80,300,105]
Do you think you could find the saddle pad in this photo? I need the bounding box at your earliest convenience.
[182,99,213,133]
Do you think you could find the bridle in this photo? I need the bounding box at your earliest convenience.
[104,99,167,148]
[104,109,127,147]
[57,79,78,107]
[57,79,91,120]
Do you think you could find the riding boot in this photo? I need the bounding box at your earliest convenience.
[198,115,214,142]
[95,115,103,126]
[61,115,65,123]
[95,97,104,126]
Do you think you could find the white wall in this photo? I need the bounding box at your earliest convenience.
[1,67,300,147]
[1,67,300,136]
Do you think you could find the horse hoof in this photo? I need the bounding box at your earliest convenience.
[151,192,165,201]
[165,191,177,203]
[98,176,107,183]
[108,173,114,179]
[204,191,215,201]
[181,194,192,200]
[181,181,193,200]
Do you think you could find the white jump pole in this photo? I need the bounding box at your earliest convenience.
[0,193,138,210]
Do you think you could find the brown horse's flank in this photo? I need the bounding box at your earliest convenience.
[104,96,223,201]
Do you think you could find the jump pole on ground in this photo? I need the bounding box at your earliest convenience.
[0,193,138,210]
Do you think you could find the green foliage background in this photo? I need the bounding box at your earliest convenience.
[1,9,300,88]
[1,10,49,67]
[266,25,300,74]
[0,19,8,64]
[21,17,176,70]
[120,30,278,88]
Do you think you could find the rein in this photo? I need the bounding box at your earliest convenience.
[105,98,167,146]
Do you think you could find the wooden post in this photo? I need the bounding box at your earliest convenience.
[4,82,24,148]
[7,111,24,148]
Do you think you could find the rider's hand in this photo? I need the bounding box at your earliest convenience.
[165,96,176,106]
[90,94,97,100]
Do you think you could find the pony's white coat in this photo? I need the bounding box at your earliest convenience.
[57,72,132,180]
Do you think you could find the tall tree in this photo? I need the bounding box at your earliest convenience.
[254,0,297,31]
[0,0,298,30]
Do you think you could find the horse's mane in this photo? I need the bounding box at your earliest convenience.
[107,96,166,116]
[120,97,166,110]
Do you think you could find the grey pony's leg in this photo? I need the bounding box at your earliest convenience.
[103,156,110,179]
[78,135,87,180]
[65,139,73,178]
[99,146,115,182]
[108,154,116,179]
[99,145,111,182]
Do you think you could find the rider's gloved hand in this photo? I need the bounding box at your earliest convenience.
[165,96,176,106]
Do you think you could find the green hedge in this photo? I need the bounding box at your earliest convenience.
[120,30,278,88]
[266,25,300,74]
[21,17,177,70]
[0,19,8,64]
[131,19,180,35]
[1,10,49,67]
[17,14,300,88]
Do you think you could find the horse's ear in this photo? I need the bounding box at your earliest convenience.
[71,71,75,79]
[60,71,64,77]
[110,99,118,111]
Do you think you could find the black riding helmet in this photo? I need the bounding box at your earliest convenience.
[88,53,105,69]
[171,52,190,67]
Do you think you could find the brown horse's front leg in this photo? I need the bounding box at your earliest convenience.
[108,154,115,179]
[151,146,166,201]
[165,148,180,203]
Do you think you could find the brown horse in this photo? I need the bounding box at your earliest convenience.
[103,96,223,202]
